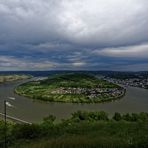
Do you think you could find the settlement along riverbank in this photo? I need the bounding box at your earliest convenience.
[0,78,148,123]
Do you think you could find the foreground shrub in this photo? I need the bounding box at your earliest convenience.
[0,111,148,147]
[112,112,122,121]
[12,124,42,139]
[71,111,109,122]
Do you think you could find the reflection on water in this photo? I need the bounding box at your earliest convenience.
[0,80,148,123]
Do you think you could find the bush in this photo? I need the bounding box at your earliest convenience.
[0,121,5,147]
[41,115,56,128]
[71,111,109,122]
[12,124,42,139]
[122,113,132,121]
[131,113,139,121]
[138,112,148,122]
[113,112,122,121]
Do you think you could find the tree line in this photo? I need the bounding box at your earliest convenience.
[0,111,148,147]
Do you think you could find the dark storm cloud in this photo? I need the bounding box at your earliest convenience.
[0,0,148,70]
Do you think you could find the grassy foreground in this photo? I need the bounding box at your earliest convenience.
[15,73,125,103]
[0,111,148,148]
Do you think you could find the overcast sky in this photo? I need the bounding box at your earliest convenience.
[0,0,148,71]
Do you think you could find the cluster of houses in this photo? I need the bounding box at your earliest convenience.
[51,87,125,98]
[107,78,148,89]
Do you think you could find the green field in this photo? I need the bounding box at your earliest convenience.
[15,73,125,103]
[1,111,148,148]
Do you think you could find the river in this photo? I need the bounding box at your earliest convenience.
[0,79,148,123]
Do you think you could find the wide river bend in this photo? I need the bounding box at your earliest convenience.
[0,79,148,123]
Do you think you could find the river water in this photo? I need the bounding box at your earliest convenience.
[0,79,148,123]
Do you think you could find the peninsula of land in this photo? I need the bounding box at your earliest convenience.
[15,73,125,103]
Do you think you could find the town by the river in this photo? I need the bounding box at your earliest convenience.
[0,77,148,123]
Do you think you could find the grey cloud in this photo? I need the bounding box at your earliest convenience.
[0,0,148,71]
[0,0,148,46]
[0,56,57,70]
[0,55,88,70]
[94,43,148,58]
[55,0,148,46]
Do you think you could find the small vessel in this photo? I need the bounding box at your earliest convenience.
[8,97,15,100]
[6,101,14,107]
